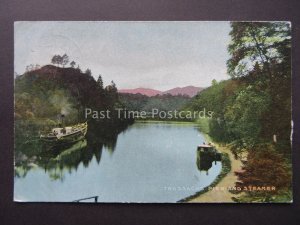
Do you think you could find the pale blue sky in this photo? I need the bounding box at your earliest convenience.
[15,21,231,90]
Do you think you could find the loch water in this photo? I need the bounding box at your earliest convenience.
[14,122,222,203]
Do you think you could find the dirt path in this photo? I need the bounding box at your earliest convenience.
[188,144,243,203]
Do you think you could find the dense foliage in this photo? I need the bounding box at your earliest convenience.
[235,144,291,201]
[15,65,133,164]
[15,65,125,122]
[185,22,291,202]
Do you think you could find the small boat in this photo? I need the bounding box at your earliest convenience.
[197,144,222,160]
[197,144,216,153]
[40,122,88,145]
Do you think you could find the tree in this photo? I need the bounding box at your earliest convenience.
[227,22,291,79]
[61,54,69,67]
[51,55,59,66]
[110,80,117,92]
[51,54,70,67]
[26,64,35,72]
[104,80,118,104]
[227,22,291,145]
[70,61,76,68]
[211,79,218,86]
[235,144,291,198]
[104,81,117,93]
[57,55,63,66]
[97,75,104,90]
[51,54,63,67]
[85,69,92,76]
[224,86,271,147]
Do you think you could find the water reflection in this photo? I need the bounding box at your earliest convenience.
[15,122,222,202]
[15,121,128,180]
[196,149,222,175]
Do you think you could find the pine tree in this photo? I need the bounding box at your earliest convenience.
[97,75,104,90]
[85,69,92,76]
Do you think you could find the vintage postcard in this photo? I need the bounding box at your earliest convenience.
[14,21,292,203]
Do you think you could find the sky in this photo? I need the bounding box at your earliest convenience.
[14,21,231,90]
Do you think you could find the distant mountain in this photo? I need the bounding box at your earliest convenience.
[118,88,162,97]
[119,86,203,97]
[162,86,204,97]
